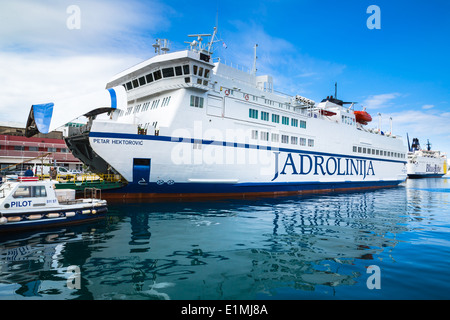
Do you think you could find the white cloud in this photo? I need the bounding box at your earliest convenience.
[362,93,401,110]
[422,104,434,109]
[0,52,142,123]
[387,110,450,153]
[0,0,171,55]
[0,0,173,123]
[215,22,346,97]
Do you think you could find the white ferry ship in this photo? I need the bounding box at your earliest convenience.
[25,29,408,199]
[406,137,447,178]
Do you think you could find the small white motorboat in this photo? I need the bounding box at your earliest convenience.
[0,180,107,233]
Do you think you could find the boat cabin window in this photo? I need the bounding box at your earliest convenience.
[146,73,154,83]
[139,76,146,86]
[193,65,198,75]
[175,66,183,76]
[299,120,307,129]
[190,95,204,108]
[126,82,133,91]
[13,185,47,198]
[183,65,190,75]
[271,133,279,142]
[260,132,269,141]
[132,79,139,88]
[299,138,306,146]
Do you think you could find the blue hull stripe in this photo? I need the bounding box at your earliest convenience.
[90,132,407,164]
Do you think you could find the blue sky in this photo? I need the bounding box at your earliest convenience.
[0,0,449,153]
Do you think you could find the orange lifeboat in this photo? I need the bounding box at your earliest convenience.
[354,110,372,125]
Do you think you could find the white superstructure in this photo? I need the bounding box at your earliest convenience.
[26,29,408,199]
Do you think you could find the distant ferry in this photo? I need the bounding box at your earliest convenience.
[406,137,447,178]
[25,28,408,199]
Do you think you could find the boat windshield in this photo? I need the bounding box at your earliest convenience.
[0,182,15,199]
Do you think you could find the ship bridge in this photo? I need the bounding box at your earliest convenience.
[106,34,218,105]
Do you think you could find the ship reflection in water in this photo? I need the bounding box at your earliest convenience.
[1,179,450,300]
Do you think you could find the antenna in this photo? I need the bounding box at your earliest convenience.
[153,38,170,55]
[207,27,218,53]
[407,133,411,152]
[335,82,337,99]
[252,44,258,75]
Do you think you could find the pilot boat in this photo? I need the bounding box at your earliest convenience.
[0,180,107,233]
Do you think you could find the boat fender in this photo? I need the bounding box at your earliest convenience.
[0,217,7,225]
[65,212,76,217]
[91,209,97,214]
[28,214,42,220]
[82,209,91,214]
[7,216,22,222]
[46,213,60,219]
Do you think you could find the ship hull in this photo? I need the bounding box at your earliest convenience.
[407,174,445,179]
[69,125,408,199]
[100,180,404,201]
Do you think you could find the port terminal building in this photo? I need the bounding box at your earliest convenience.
[0,121,83,174]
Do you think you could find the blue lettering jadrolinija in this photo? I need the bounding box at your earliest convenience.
[271,152,375,181]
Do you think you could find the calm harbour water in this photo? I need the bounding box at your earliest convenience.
[1,178,449,300]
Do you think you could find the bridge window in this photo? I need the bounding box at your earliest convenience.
[162,67,175,78]
[175,66,183,76]
[138,76,146,86]
[153,70,162,81]
[146,73,153,83]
